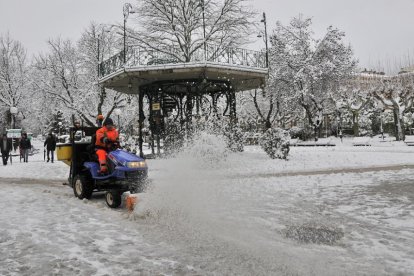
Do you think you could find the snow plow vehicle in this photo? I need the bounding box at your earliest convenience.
[57,127,148,208]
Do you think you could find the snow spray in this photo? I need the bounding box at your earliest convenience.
[133,132,299,275]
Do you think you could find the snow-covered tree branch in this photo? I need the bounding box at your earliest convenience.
[268,15,357,140]
[129,0,256,61]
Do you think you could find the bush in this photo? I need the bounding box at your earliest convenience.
[289,126,313,140]
[289,126,303,139]
[259,128,290,159]
[223,122,244,152]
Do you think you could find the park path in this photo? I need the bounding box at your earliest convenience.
[2,163,414,186]
[1,163,414,275]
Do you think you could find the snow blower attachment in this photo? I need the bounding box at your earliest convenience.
[126,193,139,211]
[59,126,148,208]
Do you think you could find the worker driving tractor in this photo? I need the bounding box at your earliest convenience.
[95,118,119,174]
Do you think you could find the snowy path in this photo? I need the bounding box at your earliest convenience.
[136,157,414,276]
[228,163,414,178]
[1,169,413,275]
[1,140,414,275]
[0,180,195,276]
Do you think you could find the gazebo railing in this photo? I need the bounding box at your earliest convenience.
[99,43,267,78]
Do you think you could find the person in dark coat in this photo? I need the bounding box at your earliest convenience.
[19,132,31,163]
[0,133,12,165]
[44,133,57,163]
[13,138,19,152]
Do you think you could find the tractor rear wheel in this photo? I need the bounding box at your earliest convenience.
[73,174,94,199]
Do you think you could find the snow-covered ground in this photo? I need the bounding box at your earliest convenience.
[1,137,414,275]
[3,138,414,180]
[0,140,68,180]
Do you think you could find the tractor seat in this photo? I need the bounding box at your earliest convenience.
[86,134,98,162]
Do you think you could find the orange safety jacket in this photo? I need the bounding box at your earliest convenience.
[95,126,119,149]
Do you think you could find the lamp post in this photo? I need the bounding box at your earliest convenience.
[97,32,104,76]
[257,12,269,68]
[380,109,384,140]
[58,122,62,136]
[123,3,135,64]
[114,108,122,131]
[97,27,112,94]
[201,0,206,60]
[10,107,18,129]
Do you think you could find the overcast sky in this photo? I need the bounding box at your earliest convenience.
[0,0,413,73]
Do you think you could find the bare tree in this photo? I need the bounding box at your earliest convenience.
[248,80,297,130]
[33,37,126,126]
[372,78,414,141]
[129,0,256,61]
[78,23,127,117]
[0,34,29,123]
[331,83,371,136]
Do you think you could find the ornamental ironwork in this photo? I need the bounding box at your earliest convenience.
[98,43,267,78]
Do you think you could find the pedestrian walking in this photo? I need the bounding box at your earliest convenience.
[19,132,31,163]
[13,138,18,152]
[0,133,12,165]
[44,133,57,163]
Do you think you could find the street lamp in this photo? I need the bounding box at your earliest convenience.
[10,106,18,129]
[97,26,114,65]
[257,12,269,68]
[123,3,135,64]
[201,0,206,60]
[97,27,112,94]
[114,108,122,131]
[58,122,62,136]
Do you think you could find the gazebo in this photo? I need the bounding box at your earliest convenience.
[98,43,268,157]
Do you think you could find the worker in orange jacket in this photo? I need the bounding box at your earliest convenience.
[95,118,119,174]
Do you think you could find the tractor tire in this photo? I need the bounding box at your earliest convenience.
[105,191,122,208]
[73,174,94,199]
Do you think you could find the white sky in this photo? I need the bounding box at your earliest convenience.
[1,0,413,73]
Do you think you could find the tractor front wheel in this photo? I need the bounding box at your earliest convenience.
[105,191,122,208]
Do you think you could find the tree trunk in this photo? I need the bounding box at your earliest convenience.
[352,111,359,137]
[393,109,404,141]
[400,118,405,141]
[314,125,319,141]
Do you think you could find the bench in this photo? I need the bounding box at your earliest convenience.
[404,135,414,146]
[352,137,372,146]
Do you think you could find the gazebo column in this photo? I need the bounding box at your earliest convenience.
[148,93,155,155]
[138,89,144,158]
[186,87,193,135]
[155,91,162,155]
[211,93,218,118]
[229,89,237,124]
[195,94,201,120]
